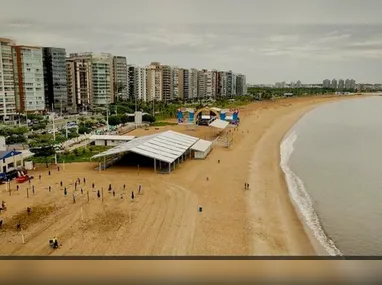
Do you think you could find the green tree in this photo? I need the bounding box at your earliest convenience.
[108,115,121,126]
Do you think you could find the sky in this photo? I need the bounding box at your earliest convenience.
[1,0,382,84]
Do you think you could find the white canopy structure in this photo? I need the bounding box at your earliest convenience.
[191,139,213,159]
[89,135,135,141]
[209,119,229,130]
[92,130,201,173]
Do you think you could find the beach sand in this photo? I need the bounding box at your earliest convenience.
[0,95,362,256]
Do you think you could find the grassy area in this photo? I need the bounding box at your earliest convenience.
[151,121,178,127]
[31,145,111,164]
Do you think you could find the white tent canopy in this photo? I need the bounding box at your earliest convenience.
[89,135,135,141]
[191,139,212,152]
[209,119,229,130]
[92,130,199,164]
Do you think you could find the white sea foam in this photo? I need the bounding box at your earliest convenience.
[280,130,342,256]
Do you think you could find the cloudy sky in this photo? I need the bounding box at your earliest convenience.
[1,0,382,84]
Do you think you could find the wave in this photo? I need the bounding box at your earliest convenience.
[280,130,342,256]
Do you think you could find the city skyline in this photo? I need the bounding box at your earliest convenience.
[1,0,382,84]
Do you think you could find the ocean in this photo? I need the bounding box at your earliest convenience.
[281,96,382,256]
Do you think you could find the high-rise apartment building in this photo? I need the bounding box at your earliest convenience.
[172,67,179,100]
[66,56,92,112]
[231,73,237,96]
[344,79,351,89]
[113,56,128,102]
[350,79,356,90]
[323,79,331,88]
[205,70,217,98]
[197,70,207,98]
[127,65,135,100]
[134,66,147,102]
[236,74,247,95]
[0,38,17,121]
[338,79,344,89]
[67,52,113,110]
[42,47,67,113]
[161,64,172,102]
[189,68,198,99]
[226,70,234,96]
[219,71,228,97]
[331,79,338,89]
[146,62,162,101]
[178,68,190,100]
[296,80,302,88]
[13,45,45,112]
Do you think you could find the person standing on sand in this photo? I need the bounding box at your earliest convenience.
[138,185,141,194]
[32,185,35,194]
[131,191,135,201]
[39,175,41,180]
[112,190,115,197]
[123,184,126,190]
[48,170,51,176]
[108,184,112,191]
[92,183,95,189]
[83,178,86,184]
[16,185,19,191]
[60,181,63,187]
[73,194,76,204]
[64,188,67,196]
[57,166,60,172]
[97,190,101,199]
[74,182,77,190]
[49,186,51,192]
[81,188,83,194]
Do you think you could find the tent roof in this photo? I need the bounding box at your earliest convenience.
[92,130,199,164]
[191,139,212,152]
[0,150,22,160]
[89,135,135,141]
[209,119,229,130]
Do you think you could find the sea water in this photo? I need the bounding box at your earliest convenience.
[281,96,382,256]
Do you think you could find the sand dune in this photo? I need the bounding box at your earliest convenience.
[0,95,362,256]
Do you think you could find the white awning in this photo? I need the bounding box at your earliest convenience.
[92,130,199,164]
[209,119,229,130]
[191,139,212,152]
[89,135,135,141]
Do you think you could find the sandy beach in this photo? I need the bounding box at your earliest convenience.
[0,95,362,256]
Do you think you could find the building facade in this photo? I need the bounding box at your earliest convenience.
[146,62,162,101]
[172,67,179,100]
[161,64,172,102]
[197,70,206,98]
[42,47,67,113]
[236,74,247,95]
[178,68,190,100]
[189,68,198,99]
[113,56,128,101]
[0,38,17,121]
[205,70,217,98]
[13,45,45,112]
[134,66,147,102]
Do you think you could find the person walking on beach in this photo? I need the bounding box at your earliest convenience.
[83,177,86,184]
[108,184,112,191]
[74,182,77,190]
[138,185,142,194]
[49,186,51,192]
[39,174,41,180]
[64,188,67,196]
[112,190,115,197]
[97,190,101,199]
[81,188,83,195]
[131,191,135,201]
[92,183,95,189]
[32,185,35,194]
[16,185,19,191]
[16,221,21,231]
[57,166,60,172]
[48,170,51,176]
[60,181,63,187]
[73,194,76,204]
[123,184,126,190]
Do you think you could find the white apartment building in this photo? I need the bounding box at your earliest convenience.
[172,67,179,100]
[91,53,113,106]
[13,45,45,112]
[231,73,237,96]
[147,62,162,101]
[220,72,227,97]
[189,68,198,99]
[205,70,217,98]
[0,38,17,121]
[134,66,147,102]
[197,70,207,98]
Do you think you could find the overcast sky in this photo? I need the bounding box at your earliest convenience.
[1,0,382,84]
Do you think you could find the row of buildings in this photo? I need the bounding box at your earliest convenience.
[274,81,302,88]
[0,37,247,122]
[322,79,356,90]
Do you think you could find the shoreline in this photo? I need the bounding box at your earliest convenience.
[245,95,364,255]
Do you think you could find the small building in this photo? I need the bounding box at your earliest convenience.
[89,135,136,147]
[0,150,23,174]
[284,93,294,97]
[191,139,213,159]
